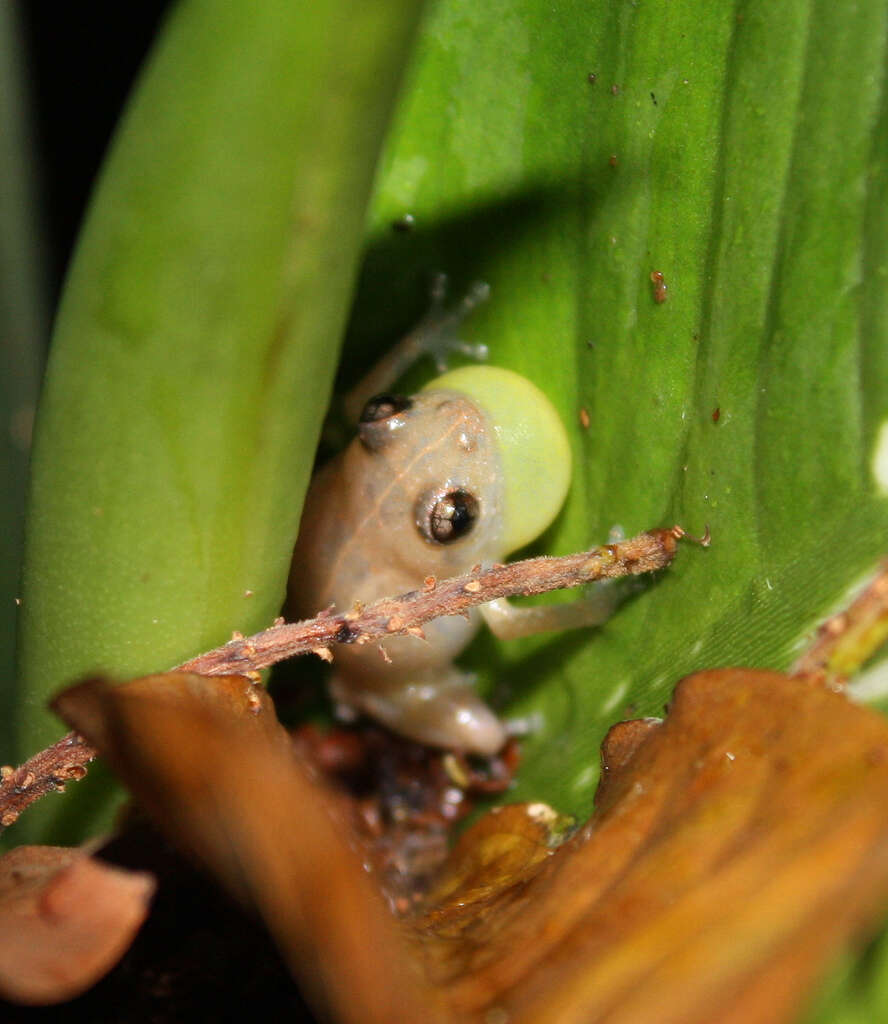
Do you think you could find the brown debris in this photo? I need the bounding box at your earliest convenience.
[46,664,888,1024]
[291,725,521,910]
[650,269,668,303]
[52,673,443,1024]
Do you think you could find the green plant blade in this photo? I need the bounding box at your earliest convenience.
[346,0,888,812]
[0,4,46,762]
[802,929,888,1024]
[17,0,423,842]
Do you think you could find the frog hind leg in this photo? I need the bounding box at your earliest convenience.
[329,670,506,756]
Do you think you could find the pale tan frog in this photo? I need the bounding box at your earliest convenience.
[289,289,614,754]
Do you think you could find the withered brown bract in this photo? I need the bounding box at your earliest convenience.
[414,669,888,1023]
[54,673,443,1024]
[54,668,888,1024]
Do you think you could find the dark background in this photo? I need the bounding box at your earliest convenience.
[19,3,172,305]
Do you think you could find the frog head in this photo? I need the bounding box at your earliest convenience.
[423,366,571,555]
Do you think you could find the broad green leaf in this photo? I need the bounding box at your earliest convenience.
[17,0,423,842]
[0,4,46,760]
[13,0,888,1011]
[803,930,888,1024]
[346,0,888,817]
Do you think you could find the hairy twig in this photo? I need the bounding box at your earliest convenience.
[0,527,689,830]
[0,733,93,828]
[179,527,684,675]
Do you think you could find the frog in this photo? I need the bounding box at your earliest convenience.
[288,284,616,755]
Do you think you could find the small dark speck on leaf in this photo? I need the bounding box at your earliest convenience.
[712,407,721,424]
[392,214,415,233]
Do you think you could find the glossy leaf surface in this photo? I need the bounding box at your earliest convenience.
[344,0,888,813]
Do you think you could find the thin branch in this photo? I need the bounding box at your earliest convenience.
[0,527,689,831]
[0,732,92,829]
[179,527,685,676]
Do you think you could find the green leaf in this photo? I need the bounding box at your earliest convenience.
[802,931,888,1024]
[17,0,423,842]
[15,0,888,1006]
[0,5,46,761]
[12,0,888,1012]
[345,0,888,814]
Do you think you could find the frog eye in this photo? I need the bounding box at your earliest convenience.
[359,393,412,423]
[417,488,479,543]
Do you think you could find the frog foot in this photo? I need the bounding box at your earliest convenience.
[420,272,491,372]
[341,273,491,424]
[330,673,506,756]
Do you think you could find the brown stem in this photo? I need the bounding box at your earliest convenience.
[179,528,682,676]
[0,527,686,831]
[791,559,888,681]
[0,732,93,829]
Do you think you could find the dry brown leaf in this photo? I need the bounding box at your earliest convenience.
[51,669,888,1024]
[53,673,446,1024]
[413,669,888,1024]
[419,801,571,929]
[0,844,154,1005]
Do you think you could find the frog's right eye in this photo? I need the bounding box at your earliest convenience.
[417,488,479,544]
[359,393,412,424]
[423,366,570,554]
